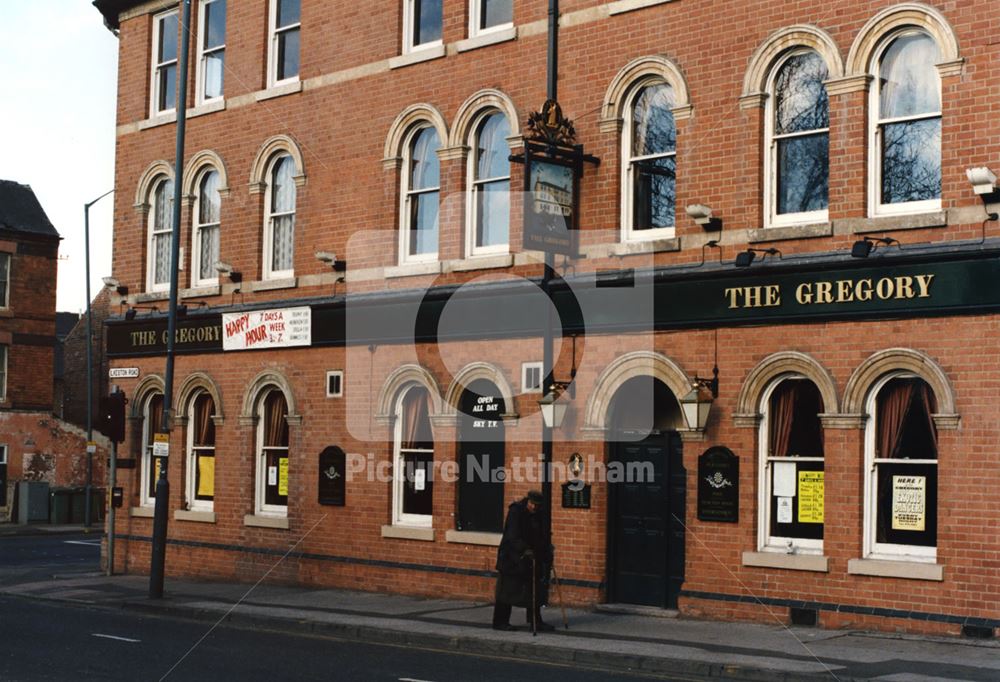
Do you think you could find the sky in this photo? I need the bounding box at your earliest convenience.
[0,1,119,313]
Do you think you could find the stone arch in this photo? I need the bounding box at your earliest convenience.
[443,362,518,419]
[130,374,165,418]
[133,160,174,212]
[736,351,839,419]
[742,25,844,98]
[248,134,306,195]
[382,103,450,169]
[182,149,230,199]
[240,369,300,424]
[374,364,446,423]
[846,3,961,76]
[448,89,522,149]
[843,348,958,427]
[599,55,693,130]
[583,351,692,432]
[176,372,224,424]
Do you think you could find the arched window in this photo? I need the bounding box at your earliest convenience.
[147,177,174,293]
[140,392,165,507]
[468,111,511,256]
[871,31,941,215]
[192,169,221,287]
[766,50,829,227]
[256,388,289,515]
[457,379,505,532]
[392,385,434,526]
[865,375,938,560]
[186,391,216,510]
[623,82,676,240]
[758,378,825,554]
[263,154,296,280]
[400,126,441,263]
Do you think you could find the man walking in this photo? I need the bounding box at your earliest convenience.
[492,490,554,631]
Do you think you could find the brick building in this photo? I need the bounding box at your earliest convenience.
[93,0,999,636]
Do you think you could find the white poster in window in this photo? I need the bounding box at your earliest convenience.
[777,496,794,524]
[414,468,426,492]
[773,461,796,497]
[268,466,278,486]
[892,475,926,531]
[222,307,311,351]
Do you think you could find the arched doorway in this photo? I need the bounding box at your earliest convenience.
[457,379,506,532]
[606,376,686,608]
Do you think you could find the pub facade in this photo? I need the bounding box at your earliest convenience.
[94,0,999,636]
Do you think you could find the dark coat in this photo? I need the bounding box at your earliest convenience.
[494,499,551,607]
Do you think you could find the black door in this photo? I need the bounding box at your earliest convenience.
[456,380,505,532]
[608,432,685,608]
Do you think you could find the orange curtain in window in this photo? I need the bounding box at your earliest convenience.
[148,394,164,438]
[264,392,288,447]
[401,389,430,450]
[196,395,215,446]
[769,382,797,457]
[878,380,914,459]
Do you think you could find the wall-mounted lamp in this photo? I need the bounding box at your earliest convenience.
[539,389,569,429]
[176,301,208,317]
[101,276,128,297]
[214,261,242,284]
[686,204,722,231]
[124,305,158,321]
[851,236,899,259]
[967,167,997,196]
[734,247,781,268]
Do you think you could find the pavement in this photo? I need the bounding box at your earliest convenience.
[1,564,997,681]
[0,523,101,537]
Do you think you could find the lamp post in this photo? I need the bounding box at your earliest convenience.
[83,188,114,529]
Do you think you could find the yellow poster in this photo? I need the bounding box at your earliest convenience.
[197,456,215,497]
[278,457,289,496]
[797,471,824,524]
[892,475,926,531]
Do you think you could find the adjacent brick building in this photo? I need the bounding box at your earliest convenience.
[93,0,1000,637]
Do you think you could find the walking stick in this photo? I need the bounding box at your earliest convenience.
[531,555,538,636]
[550,563,569,630]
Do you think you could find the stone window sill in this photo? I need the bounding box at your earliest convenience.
[748,222,832,243]
[608,0,675,16]
[250,277,298,292]
[182,284,220,298]
[742,551,829,573]
[255,81,302,102]
[848,558,943,581]
[381,524,434,541]
[390,45,446,70]
[611,237,680,256]
[456,27,517,53]
[834,211,947,235]
[447,254,513,272]
[130,506,154,518]
[0,309,12,318]
[174,509,216,523]
[138,111,177,131]
[445,530,502,546]
[134,291,169,303]
[385,261,442,278]
[244,514,289,529]
[186,99,226,119]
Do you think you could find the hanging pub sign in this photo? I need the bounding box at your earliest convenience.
[698,446,739,522]
[318,446,346,506]
[519,100,599,256]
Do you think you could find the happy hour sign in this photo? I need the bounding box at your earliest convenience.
[222,307,311,351]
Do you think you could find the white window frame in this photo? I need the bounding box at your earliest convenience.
[621,78,676,243]
[392,386,434,528]
[195,0,226,106]
[756,375,824,556]
[521,361,543,394]
[469,0,513,38]
[255,389,289,517]
[267,0,301,89]
[262,154,296,281]
[150,9,179,116]
[0,444,6,465]
[863,372,938,563]
[146,177,173,294]
[466,110,511,257]
[326,370,344,398]
[191,169,221,288]
[399,125,440,265]
[868,29,942,218]
[403,0,443,54]
[0,252,10,309]
[0,345,7,402]
[140,393,163,508]
[185,391,215,512]
[764,49,830,229]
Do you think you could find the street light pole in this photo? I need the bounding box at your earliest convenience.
[83,188,114,530]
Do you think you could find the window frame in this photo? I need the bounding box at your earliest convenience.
[466,109,512,257]
[185,391,216,511]
[399,124,441,265]
[863,372,938,563]
[195,0,226,106]
[756,375,825,555]
[764,49,830,229]
[146,177,174,294]
[0,344,7,402]
[255,388,289,517]
[267,0,301,89]
[140,392,164,508]
[392,385,434,528]
[191,169,221,288]
[621,78,677,243]
[262,154,296,281]
[469,0,514,38]
[325,370,344,398]
[150,8,179,117]
[403,0,443,54]
[521,361,543,394]
[0,252,10,310]
[868,28,943,218]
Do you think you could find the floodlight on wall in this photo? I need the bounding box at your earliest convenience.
[851,236,899,258]
[966,167,997,195]
[176,301,208,317]
[686,204,722,231]
[214,261,242,283]
[124,305,158,321]
[101,276,128,296]
[734,247,781,268]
